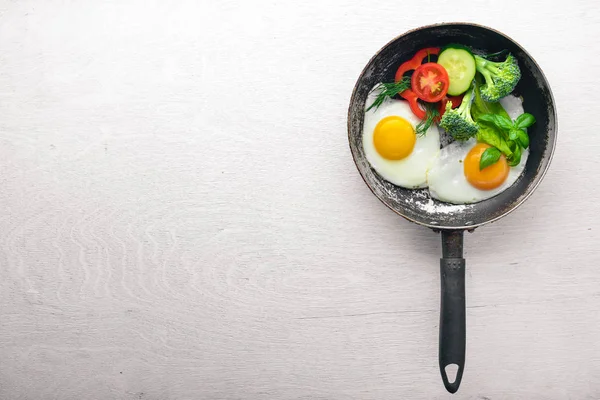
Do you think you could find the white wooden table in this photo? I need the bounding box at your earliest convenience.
[1,1,598,399]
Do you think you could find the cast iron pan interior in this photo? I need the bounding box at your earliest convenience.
[348,23,557,230]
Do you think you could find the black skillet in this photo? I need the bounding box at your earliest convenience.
[347,23,557,393]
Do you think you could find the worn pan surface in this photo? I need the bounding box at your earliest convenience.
[347,23,557,393]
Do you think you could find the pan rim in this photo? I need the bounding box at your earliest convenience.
[347,22,557,231]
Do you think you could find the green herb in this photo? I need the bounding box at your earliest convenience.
[508,127,529,149]
[477,110,535,166]
[479,112,535,144]
[508,141,522,166]
[477,125,512,156]
[515,129,529,149]
[416,103,439,136]
[366,77,412,112]
[515,113,536,129]
[479,114,513,132]
[471,78,535,168]
[480,147,502,170]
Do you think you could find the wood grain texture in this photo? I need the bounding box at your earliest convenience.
[0,0,598,399]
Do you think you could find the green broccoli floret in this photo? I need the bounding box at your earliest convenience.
[474,53,521,102]
[439,86,478,141]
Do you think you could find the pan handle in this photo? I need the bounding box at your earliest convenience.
[439,230,466,393]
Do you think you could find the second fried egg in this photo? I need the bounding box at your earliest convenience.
[362,91,440,188]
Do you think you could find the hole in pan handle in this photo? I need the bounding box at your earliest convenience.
[439,230,466,394]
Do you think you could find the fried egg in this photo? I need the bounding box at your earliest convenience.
[363,91,440,188]
[427,94,528,204]
[427,138,528,204]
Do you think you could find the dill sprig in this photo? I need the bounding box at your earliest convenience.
[366,77,439,136]
[366,76,411,112]
[416,103,439,136]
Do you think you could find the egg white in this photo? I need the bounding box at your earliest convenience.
[427,138,528,204]
[427,95,529,204]
[499,94,525,120]
[363,91,440,189]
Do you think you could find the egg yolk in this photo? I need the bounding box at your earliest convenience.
[373,116,416,160]
[463,143,509,190]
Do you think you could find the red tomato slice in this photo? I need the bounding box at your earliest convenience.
[411,63,449,103]
[394,48,441,120]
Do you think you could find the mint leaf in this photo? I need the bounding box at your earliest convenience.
[480,147,502,170]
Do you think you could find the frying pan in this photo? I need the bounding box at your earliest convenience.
[347,23,557,393]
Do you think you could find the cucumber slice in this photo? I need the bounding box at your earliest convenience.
[440,43,473,53]
[438,48,476,96]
